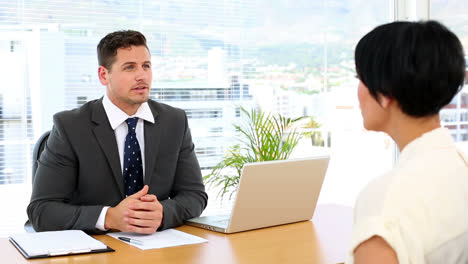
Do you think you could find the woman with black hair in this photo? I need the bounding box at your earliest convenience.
[347,20,468,264]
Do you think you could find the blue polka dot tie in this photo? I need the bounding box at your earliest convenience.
[123,117,144,197]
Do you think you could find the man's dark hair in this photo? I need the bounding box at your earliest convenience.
[97,30,149,70]
[355,20,466,117]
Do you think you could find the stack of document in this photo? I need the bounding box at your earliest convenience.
[10,230,113,259]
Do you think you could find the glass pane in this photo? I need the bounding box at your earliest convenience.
[0,0,393,235]
[245,0,392,207]
[431,0,468,149]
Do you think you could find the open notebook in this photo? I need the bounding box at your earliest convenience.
[9,230,114,259]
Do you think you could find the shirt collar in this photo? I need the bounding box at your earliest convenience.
[398,127,455,162]
[103,94,155,130]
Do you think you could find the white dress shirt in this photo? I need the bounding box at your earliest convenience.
[95,94,155,231]
[346,127,468,264]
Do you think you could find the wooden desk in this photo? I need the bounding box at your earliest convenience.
[1,204,353,264]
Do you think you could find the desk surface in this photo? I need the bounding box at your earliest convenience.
[1,204,353,264]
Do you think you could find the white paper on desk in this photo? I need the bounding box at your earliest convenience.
[107,229,207,250]
[10,230,108,257]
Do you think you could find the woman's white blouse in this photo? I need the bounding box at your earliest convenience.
[346,128,468,264]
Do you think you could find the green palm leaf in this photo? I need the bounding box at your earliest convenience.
[204,106,312,199]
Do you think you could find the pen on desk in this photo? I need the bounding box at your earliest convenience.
[118,236,144,245]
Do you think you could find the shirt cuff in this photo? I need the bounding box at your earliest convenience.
[346,215,422,264]
[96,206,110,231]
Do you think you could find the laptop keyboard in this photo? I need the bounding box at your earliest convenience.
[217,220,230,226]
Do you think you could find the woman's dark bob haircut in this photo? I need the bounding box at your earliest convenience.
[355,20,466,117]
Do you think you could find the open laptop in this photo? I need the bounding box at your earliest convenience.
[186,156,330,233]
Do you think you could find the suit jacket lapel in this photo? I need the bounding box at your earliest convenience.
[91,98,125,198]
[144,103,161,186]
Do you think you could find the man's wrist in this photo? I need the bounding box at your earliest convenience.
[104,207,114,230]
[96,206,110,231]
[103,206,114,230]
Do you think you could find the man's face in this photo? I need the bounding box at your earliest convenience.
[99,45,152,115]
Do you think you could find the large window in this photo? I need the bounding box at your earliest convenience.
[0,0,397,236]
[431,0,468,145]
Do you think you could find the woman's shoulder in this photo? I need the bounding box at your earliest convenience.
[354,171,394,219]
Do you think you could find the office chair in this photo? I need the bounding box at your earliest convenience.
[31,130,51,183]
[25,130,51,232]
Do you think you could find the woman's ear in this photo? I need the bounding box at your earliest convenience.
[378,94,393,109]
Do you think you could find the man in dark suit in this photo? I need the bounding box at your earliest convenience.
[27,30,208,234]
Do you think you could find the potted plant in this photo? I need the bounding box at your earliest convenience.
[203,106,314,199]
[303,117,326,147]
